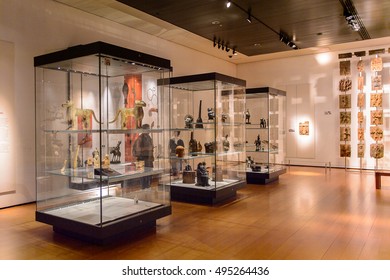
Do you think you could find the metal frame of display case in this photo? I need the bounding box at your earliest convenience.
[34,42,172,244]
[158,72,247,204]
[245,87,287,184]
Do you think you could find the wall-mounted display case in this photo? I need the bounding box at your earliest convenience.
[245,87,287,184]
[34,42,172,243]
[158,73,247,204]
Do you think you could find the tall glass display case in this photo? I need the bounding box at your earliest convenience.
[34,42,172,243]
[158,73,247,204]
[245,87,287,184]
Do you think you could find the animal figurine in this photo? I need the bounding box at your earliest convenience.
[110,141,122,163]
[62,100,102,130]
[109,100,146,129]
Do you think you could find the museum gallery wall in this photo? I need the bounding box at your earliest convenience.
[237,41,390,169]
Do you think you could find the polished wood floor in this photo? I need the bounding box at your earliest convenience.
[1,166,390,260]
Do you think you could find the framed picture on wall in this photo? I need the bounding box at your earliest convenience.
[339,94,351,109]
[357,60,365,72]
[299,121,309,135]
[357,128,365,141]
[370,143,384,159]
[370,93,382,107]
[357,144,365,158]
[357,112,364,125]
[340,127,351,141]
[340,144,351,157]
[339,78,352,92]
[357,76,364,91]
[340,111,351,125]
[370,126,383,141]
[370,57,383,72]
[357,93,365,108]
[370,110,383,125]
[340,60,351,76]
[371,75,382,90]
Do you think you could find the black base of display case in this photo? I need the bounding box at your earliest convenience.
[170,181,246,205]
[36,205,171,244]
[246,168,286,185]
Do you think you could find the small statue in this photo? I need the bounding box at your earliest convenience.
[102,154,110,168]
[223,134,230,152]
[196,162,210,187]
[245,109,251,124]
[184,114,194,128]
[246,156,254,168]
[110,141,122,163]
[207,108,215,120]
[260,118,267,128]
[188,131,198,156]
[254,135,261,151]
[251,164,261,172]
[204,141,216,153]
[183,164,195,184]
[221,113,228,123]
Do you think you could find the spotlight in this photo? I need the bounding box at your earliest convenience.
[226,1,231,8]
[246,8,252,23]
[279,32,299,50]
[344,10,360,31]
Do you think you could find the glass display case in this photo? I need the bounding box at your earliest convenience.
[158,73,247,204]
[245,87,287,184]
[34,42,172,243]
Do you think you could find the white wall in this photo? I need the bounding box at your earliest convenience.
[0,0,236,208]
[237,46,390,168]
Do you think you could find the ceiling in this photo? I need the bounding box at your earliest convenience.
[54,0,390,63]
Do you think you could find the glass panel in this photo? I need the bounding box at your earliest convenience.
[35,43,171,239]
[245,88,287,182]
[159,73,246,204]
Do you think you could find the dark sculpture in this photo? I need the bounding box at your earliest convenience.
[184,114,194,128]
[260,118,267,128]
[207,108,215,120]
[204,141,216,153]
[221,113,228,123]
[110,140,122,163]
[196,162,210,187]
[188,131,198,156]
[132,124,154,188]
[223,134,230,152]
[254,134,261,151]
[195,100,204,128]
[245,109,251,124]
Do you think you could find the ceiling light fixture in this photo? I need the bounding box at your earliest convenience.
[344,10,360,31]
[223,1,299,51]
[246,8,252,23]
[226,1,231,8]
[213,36,236,56]
[279,32,299,50]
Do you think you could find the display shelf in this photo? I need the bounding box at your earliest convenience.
[35,41,172,243]
[245,87,287,184]
[158,72,247,204]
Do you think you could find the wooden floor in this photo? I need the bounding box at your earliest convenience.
[1,166,390,260]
